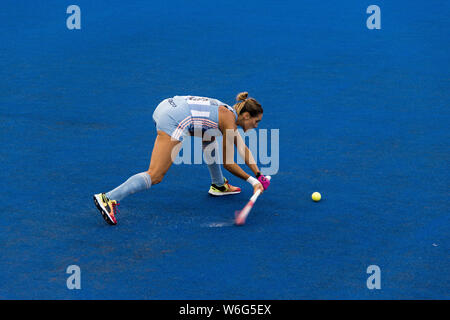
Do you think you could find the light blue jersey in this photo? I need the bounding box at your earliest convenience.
[152,95,238,141]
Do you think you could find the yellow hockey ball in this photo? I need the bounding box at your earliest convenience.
[312,192,321,202]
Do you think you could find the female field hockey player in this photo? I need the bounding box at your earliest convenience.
[93,92,271,225]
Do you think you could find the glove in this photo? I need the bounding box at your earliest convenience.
[256,172,270,190]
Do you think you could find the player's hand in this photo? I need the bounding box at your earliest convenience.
[253,183,264,194]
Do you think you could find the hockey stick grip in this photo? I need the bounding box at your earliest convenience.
[249,175,271,202]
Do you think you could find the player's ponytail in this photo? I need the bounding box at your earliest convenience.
[236,92,248,102]
[233,91,263,117]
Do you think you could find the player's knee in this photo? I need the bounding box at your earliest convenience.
[147,170,164,185]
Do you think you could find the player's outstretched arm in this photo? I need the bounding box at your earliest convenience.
[234,131,260,176]
[222,125,250,181]
[220,108,264,194]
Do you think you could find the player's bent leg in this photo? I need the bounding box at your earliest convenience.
[147,130,182,185]
[93,131,180,225]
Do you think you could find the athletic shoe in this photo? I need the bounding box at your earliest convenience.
[208,178,241,196]
[93,193,119,225]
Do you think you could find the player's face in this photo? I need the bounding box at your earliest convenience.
[244,113,263,132]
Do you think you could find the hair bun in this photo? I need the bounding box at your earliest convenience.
[236,92,249,102]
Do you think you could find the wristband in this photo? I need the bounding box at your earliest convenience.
[246,176,260,187]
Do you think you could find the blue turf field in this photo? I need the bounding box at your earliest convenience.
[0,0,449,299]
